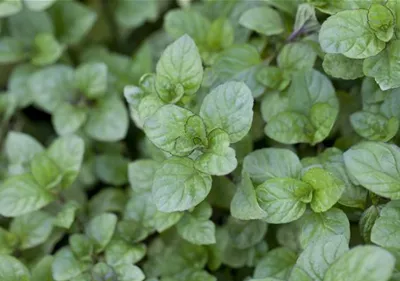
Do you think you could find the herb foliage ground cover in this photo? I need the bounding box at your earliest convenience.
[0,0,400,280]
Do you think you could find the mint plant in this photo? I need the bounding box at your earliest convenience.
[1,1,400,281]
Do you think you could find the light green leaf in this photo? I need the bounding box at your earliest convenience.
[254,247,297,279]
[367,4,395,42]
[0,0,22,18]
[114,264,145,281]
[309,103,338,145]
[128,159,160,191]
[5,131,44,166]
[69,234,93,262]
[54,201,79,229]
[144,104,207,156]
[299,208,350,249]
[47,135,84,189]
[115,0,158,29]
[194,129,237,176]
[24,0,56,11]
[91,263,117,281]
[105,239,146,266]
[0,37,28,63]
[231,173,267,220]
[371,201,400,249]
[75,62,107,99]
[10,210,53,249]
[95,154,128,185]
[256,178,313,224]
[319,9,385,59]
[7,64,37,108]
[323,246,395,281]
[277,42,317,72]
[31,33,64,66]
[322,54,364,80]
[49,1,97,45]
[243,148,302,184]
[31,255,54,281]
[89,188,126,217]
[289,235,349,281]
[343,141,400,199]
[177,214,216,245]
[0,254,30,281]
[52,103,87,136]
[84,95,129,142]
[52,247,86,281]
[260,91,289,123]
[30,152,62,189]
[227,217,267,249]
[239,7,284,36]
[360,205,380,243]
[164,9,210,45]
[256,66,291,91]
[207,17,234,51]
[0,173,55,217]
[265,111,313,144]
[155,35,203,103]
[28,65,75,113]
[0,227,18,255]
[293,3,320,35]
[86,213,117,252]
[350,111,398,141]
[210,44,264,98]
[363,40,400,91]
[200,81,253,143]
[302,167,345,213]
[152,157,212,212]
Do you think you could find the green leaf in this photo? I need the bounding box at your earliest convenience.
[0,37,28,64]
[75,62,107,99]
[367,4,395,42]
[323,246,395,281]
[115,0,158,29]
[0,227,18,255]
[164,9,211,45]
[24,0,56,11]
[227,217,267,249]
[86,213,117,252]
[69,234,93,262]
[0,254,30,281]
[254,247,297,279]
[5,131,44,166]
[52,103,87,136]
[309,103,339,144]
[239,7,284,36]
[144,104,207,156]
[152,157,212,212]
[30,152,62,190]
[277,42,317,72]
[256,178,313,224]
[105,239,146,266]
[293,3,320,35]
[47,135,85,189]
[114,264,145,281]
[243,148,302,185]
[52,247,86,281]
[7,63,37,108]
[0,0,22,18]
[371,201,400,249]
[49,1,97,45]
[128,159,160,191]
[10,210,53,249]
[194,129,237,176]
[363,40,400,91]
[200,81,253,143]
[31,256,54,281]
[343,141,400,199]
[350,111,398,141]
[289,235,349,281]
[95,154,128,185]
[302,167,345,213]
[177,214,216,245]
[260,91,289,123]
[231,173,267,220]
[84,95,128,142]
[298,208,350,249]
[54,201,79,229]
[256,66,291,91]
[210,44,264,98]
[360,205,380,243]
[28,65,75,113]
[207,17,234,51]
[322,54,364,80]
[0,173,55,217]
[89,188,127,216]
[319,9,385,59]
[155,35,203,103]
[91,263,117,281]
[31,33,64,66]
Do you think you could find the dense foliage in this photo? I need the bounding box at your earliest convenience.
[1,0,400,280]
